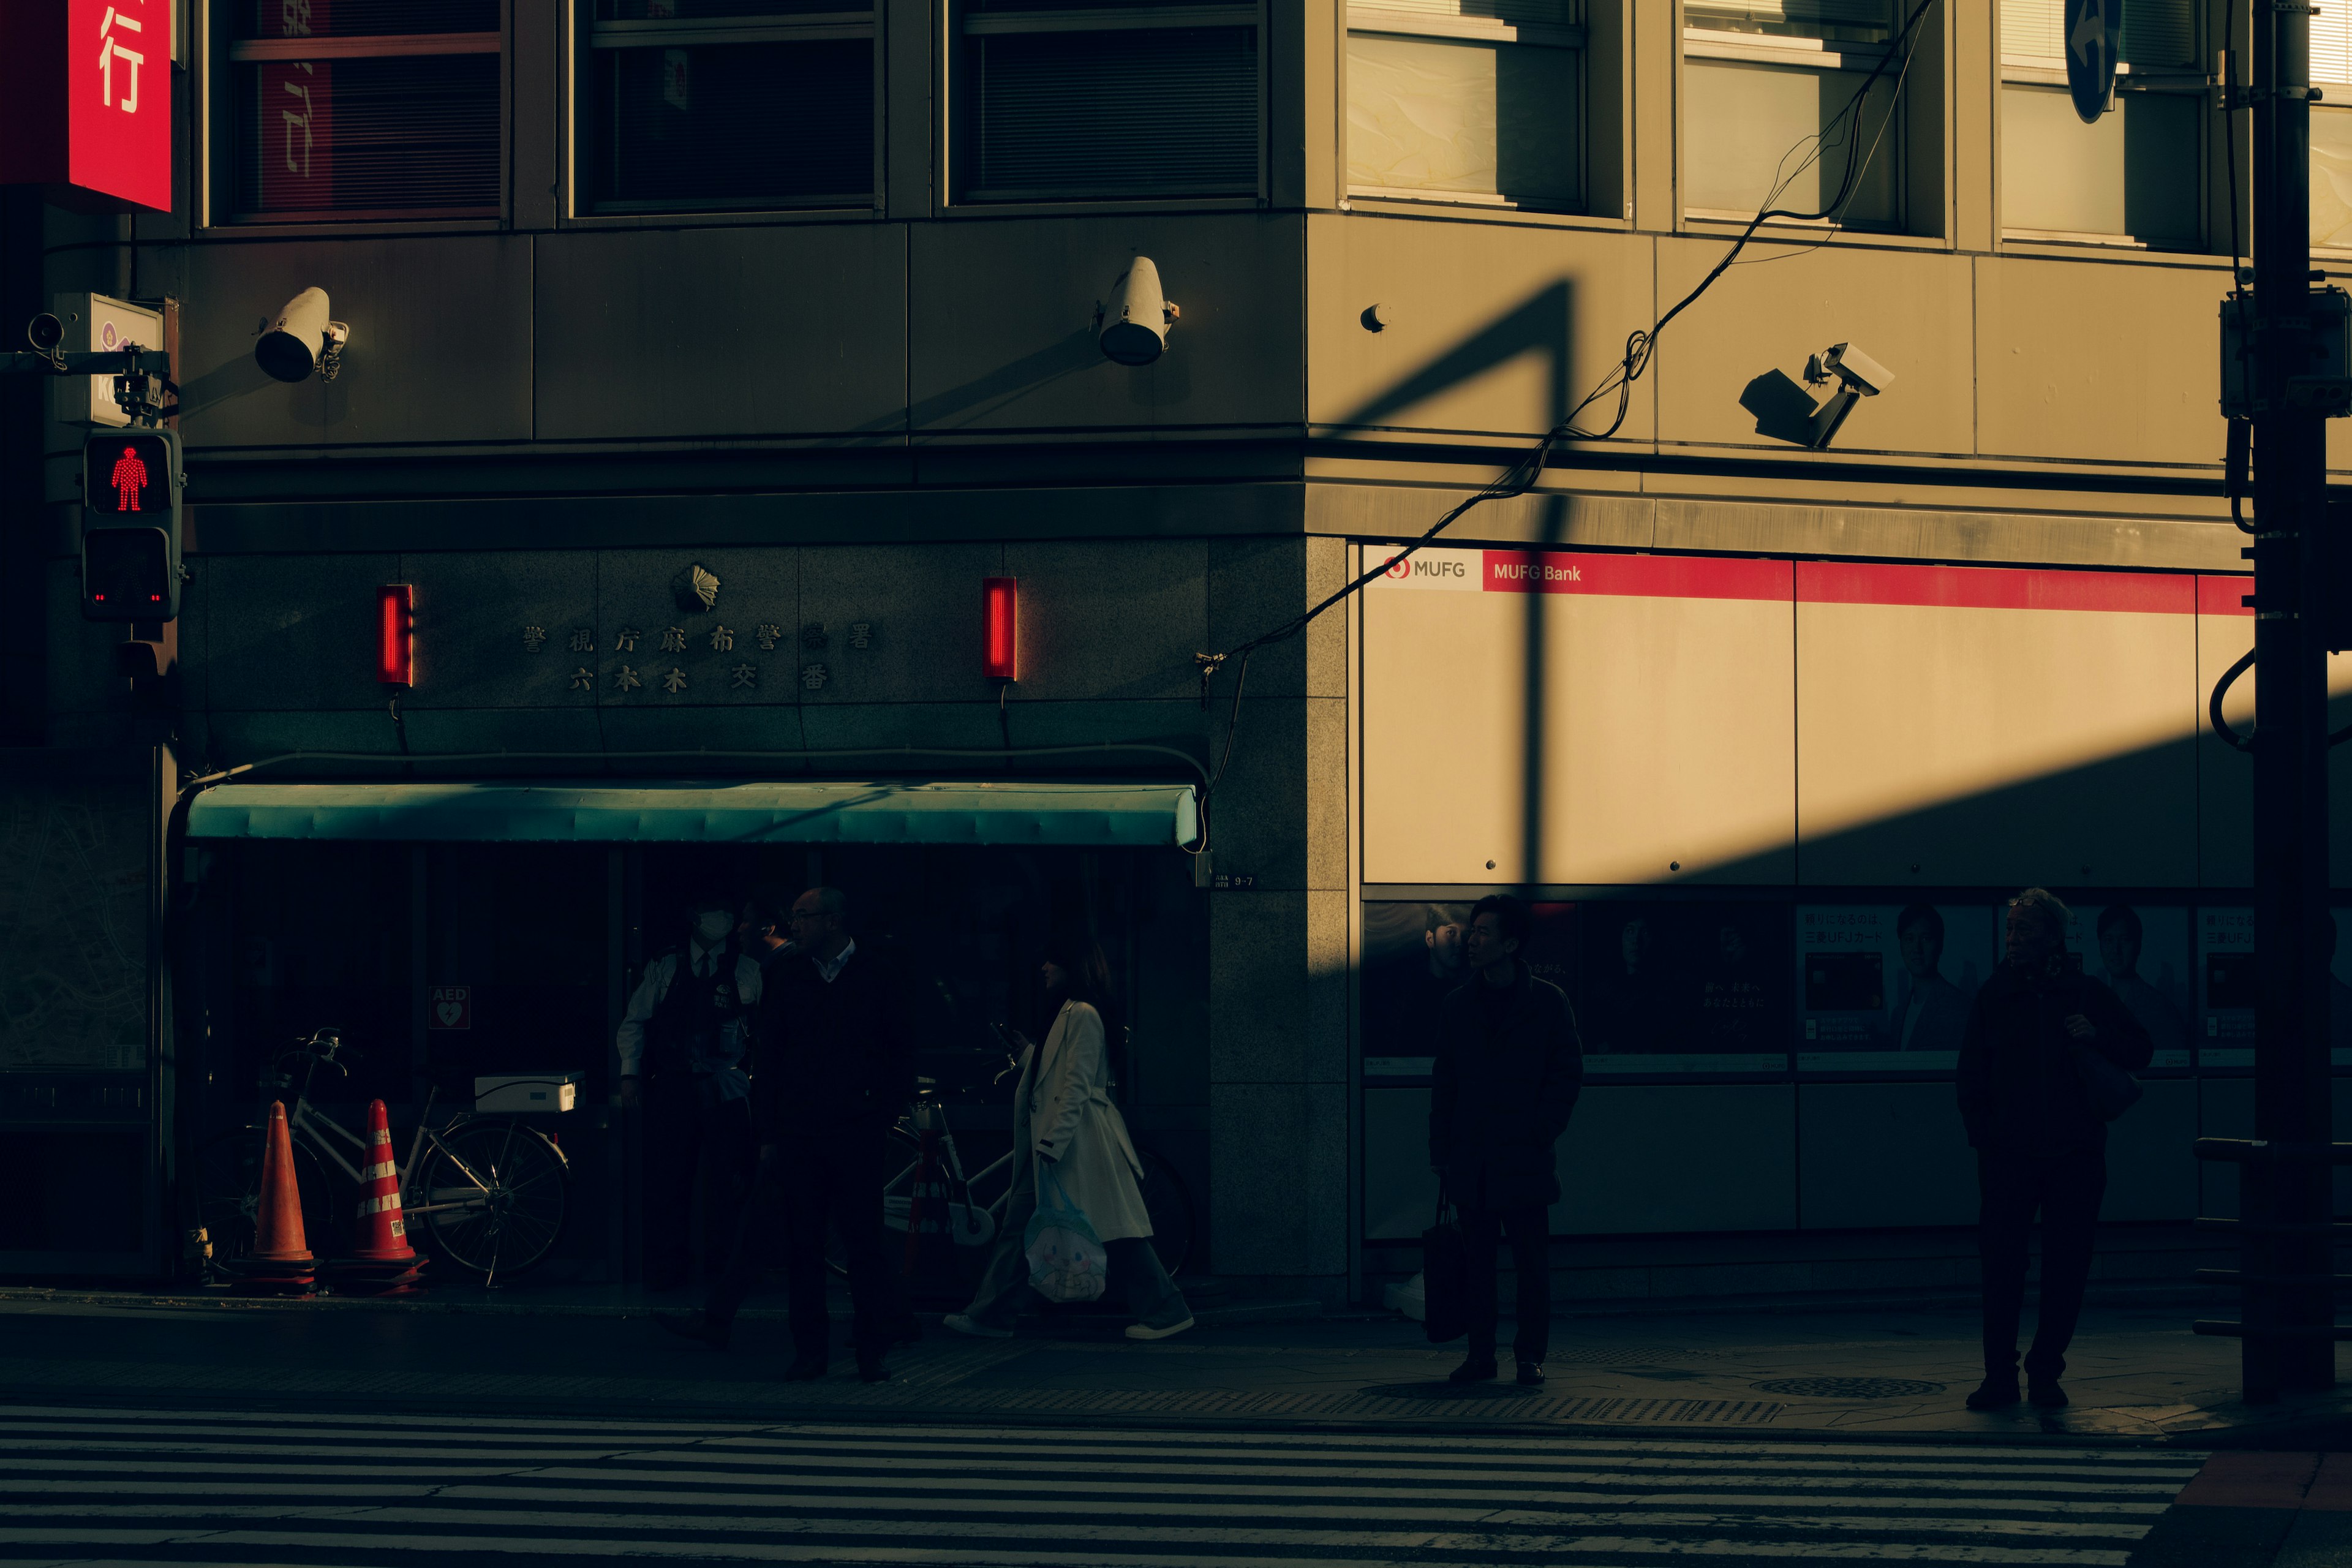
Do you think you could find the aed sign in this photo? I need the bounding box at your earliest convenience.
[429,987,473,1030]
[70,0,171,210]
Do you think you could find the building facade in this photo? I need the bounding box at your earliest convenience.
[1,0,2338,1298]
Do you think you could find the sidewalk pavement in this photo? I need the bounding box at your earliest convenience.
[2,1281,2343,1448]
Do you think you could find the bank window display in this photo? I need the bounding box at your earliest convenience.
[2196,905,2352,1071]
[1997,0,2203,246]
[1681,1,1903,230]
[1344,0,1581,210]
[1796,903,1993,1076]
[225,0,503,222]
[2069,902,2193,1071]
[956,0,1260,202]
[1361,899,1792,1079]
[583,0,876,211]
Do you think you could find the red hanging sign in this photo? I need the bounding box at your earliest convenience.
[0,0,172,211]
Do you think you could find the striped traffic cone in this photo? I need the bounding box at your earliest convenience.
[227,1101,315,1294]
[326,1099,424,1294]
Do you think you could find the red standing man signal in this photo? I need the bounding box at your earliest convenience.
[111,443,149,511]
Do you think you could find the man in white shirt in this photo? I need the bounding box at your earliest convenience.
[615,894,764,1291]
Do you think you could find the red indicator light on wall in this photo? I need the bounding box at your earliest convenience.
[982,576,1019,681]
[378,584,415,687]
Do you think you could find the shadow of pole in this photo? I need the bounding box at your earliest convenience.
[1520,494,1570,889]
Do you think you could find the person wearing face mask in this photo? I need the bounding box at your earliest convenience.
[615,894,764,1292]
[1955,888,2150,1414]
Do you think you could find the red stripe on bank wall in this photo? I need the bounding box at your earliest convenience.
[1479,551,1792,600]
[1795,559,2195,614]
[2198,575,2256,616]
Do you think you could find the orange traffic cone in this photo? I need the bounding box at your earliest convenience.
[326,1099,424,1295]
[228,1101,315,1294]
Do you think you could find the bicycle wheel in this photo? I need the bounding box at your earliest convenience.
[416,1120,569,1276]
[1136,1145,1194,1276]
[195,1125,342,1264]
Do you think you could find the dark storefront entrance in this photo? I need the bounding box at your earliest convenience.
[177,780,1207,1287]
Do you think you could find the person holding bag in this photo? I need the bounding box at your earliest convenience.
[1428,894,1584,1387]
[945,930,1194,1341]
[1956,888,2152,1413]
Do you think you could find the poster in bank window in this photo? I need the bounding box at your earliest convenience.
[2070,903,2192,1071]
[2198,905,2352,1069]
[1796,904,1993,1074]
[1574,902,1791,1075]
[1359,900,1789,1077]
[1360,900,1569,1079]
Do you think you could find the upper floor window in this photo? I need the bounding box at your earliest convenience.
[1999,0,2202,247]
[1683,1,1904,230]
[1345,0,1583,210]
[583,0,876,212]
[226,0,502,222]
[956,0,1260,203]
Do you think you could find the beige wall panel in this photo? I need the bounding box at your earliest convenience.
[907,216,1304,433]
[1362,552,1795,885]
[1653,241,1975,456]
[2193,589,2352,887]
[1306,214,1657,441]
[536,227,910,439]
[1797,582,2197,888]
[1975,255,2225,466]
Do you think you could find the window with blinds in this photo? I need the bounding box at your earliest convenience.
[227,0,502,222]
[1996,0,2201,246]
[1683,0,1903,228]
[1998,0,2195,70]
[958,0,1260,202]
[584,0,875,211]
[2314,10,2352,246]
[1345,0,1582,208]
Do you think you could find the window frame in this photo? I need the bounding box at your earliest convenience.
[1341,4,1589,213]
[1995,2,2209,251]
[944,0,1270,209]
[199,0,512,230]
[1676,17,1909,235]
[566,1,884,219]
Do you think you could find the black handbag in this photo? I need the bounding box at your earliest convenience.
[2073,1043,2143,1121]
[1421,1186,1471,1344]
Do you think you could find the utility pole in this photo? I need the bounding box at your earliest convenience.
[2239,0,2337,1400]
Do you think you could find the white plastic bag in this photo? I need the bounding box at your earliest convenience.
[1025,1161,1107,1303]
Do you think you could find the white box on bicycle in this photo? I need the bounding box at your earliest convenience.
[474,1074,580,1112]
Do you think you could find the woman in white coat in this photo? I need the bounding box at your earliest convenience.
[944,935,1193,1341]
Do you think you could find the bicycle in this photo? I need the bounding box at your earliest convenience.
[197,1027,572,1286]
[838,1043,1196,1288]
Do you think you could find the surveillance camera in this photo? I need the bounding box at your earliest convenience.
[25,313,63,353]
[1806,342,1893,398]
[1098,257,1180,366]
[255,287,352,384]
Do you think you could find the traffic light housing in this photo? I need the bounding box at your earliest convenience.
[81,429,180,622]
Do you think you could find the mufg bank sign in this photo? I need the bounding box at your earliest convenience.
[0,0,173,212]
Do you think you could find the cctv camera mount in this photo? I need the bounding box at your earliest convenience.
[1796,341,1894,450]
[4,315,175,426]
[1096,258,1181,367]
[257,288,351,385]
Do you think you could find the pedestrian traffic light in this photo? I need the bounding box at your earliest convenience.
[81,428,180,622]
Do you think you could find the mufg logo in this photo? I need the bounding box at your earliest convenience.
[1379,551,1478,589]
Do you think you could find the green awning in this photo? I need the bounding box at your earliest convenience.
[186,780,1199,848]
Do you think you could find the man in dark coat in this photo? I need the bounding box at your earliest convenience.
[1956,888,2152,1412]
[1428,894,1585,1386]
[660,886,916,1382]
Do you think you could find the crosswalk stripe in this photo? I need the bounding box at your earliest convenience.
[0,1404,2174,1567]
[0,1447,2187,1494]
[1,1498,2155,1539]
[0,1526,2139,1565]
[0,1476,2174,1517]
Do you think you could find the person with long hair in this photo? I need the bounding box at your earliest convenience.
[944,929,1193,1341]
